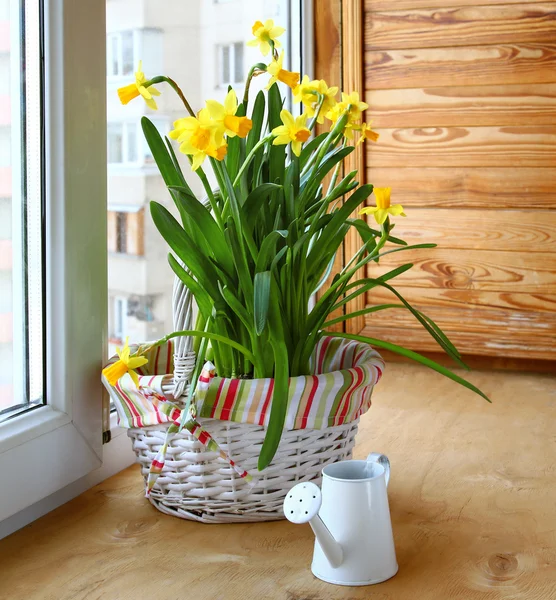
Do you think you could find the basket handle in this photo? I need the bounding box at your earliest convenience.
[171,272,196,399]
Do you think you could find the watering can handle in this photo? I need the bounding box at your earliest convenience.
[367,452,390,487]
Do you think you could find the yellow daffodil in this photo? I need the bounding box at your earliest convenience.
[326,91,368,137]
[293,77,338,124]
[356,122,379,145]
[266,51,300,90]
[205,89,253,144]
[271,109,311,157]
[247,19,285,56]
[170,108,227,170]
[117,61,161,110]
[102,337,149,388]
[359,187,406,225]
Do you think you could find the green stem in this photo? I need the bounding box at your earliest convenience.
[242,63,268,108]
[147,76,196,116]
[232,134,274,187]
[144,330,257,365]
[196,166,225,230]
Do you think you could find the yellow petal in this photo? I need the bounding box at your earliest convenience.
[280,109,295,128]
[272,134,291,146]
[128,355,149,369]
[129,369,140,389]
[359,206,378,215]
[388,204,406,217]
[223,89,237,115]
[191,152,206,171]
[374,208,389,225]
[291,140,302,157]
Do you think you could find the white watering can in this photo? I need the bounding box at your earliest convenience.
[283,453,398,586]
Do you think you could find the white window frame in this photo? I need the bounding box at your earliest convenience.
[217,41,244,87]
[0,0,126,524]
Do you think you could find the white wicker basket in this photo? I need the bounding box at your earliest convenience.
[125,275,360,523]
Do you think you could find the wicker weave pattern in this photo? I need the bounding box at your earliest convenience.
[128,418,359,522]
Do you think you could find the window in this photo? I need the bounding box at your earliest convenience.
[108,207,144,256]
[107,122,140,165]
[217,42,244,86]
[1,0,109,526]
[116,212,127,253]
[112,297,127,341]
[107,30,136,77]
[1,0,44,422]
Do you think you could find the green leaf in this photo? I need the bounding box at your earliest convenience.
[268,83,285,183]
[256,229,288,273]
[258,276,290,470]
[141,117,184,189]
[246,90,265,155]
[168,254,212,321]
[242,183,282,233]
[168,185,235,276]
[254,271,272,335]
[150,201,221,301]
[299,132,328,169]
[334,333,490,402]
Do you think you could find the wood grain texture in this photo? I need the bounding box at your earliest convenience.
[368,248,556,293]
[366,83,556,128]
[368,0,555,11]
[367,126,556,168]
[1,365,555,599]
[370,285,556,314]
[366,3,556,50]
[342,0,366,334]
[366,167,556,208]
[361,301,556,359]
[314,0,343,333]
[385,209,556,252]
[365,44,556,89]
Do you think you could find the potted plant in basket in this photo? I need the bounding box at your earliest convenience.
[102,19,488,522]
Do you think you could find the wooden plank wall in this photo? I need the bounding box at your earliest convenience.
[363,0,556,362]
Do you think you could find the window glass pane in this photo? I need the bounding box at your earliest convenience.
[221,45,230,85]
[1,0,44,419]
[126,123,137,162]
[107,123,123,163]
[121,31,134,76]
[109,35,119,76]
[106,0,294,359]
[234,42,244,83]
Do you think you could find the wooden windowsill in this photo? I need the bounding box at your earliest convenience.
[1,363,555,599]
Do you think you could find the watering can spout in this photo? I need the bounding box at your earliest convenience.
[283,482,344,568]
[309,513,344,568]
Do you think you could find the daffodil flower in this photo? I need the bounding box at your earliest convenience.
[359,187,406,226]
[205,90,253,144]
[117,61,161,110]
[247,19,285,56]
[102,337,149,388]
[326,91,369,137]
[170,108,227,170]
[293,77,338,124]
[356,122,379,145]
[271,109,311,157]
[266,51,300,90]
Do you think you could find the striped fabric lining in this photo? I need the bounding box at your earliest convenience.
[103,336,384,432]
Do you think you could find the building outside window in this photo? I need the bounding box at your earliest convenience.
[107,30,135,78]
[217,42,244,87]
